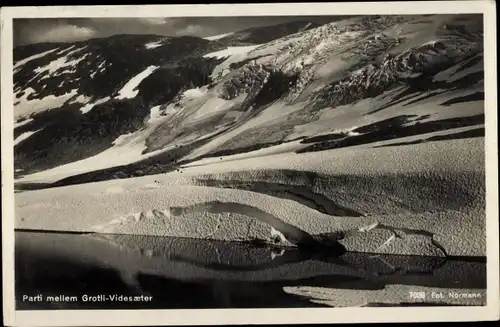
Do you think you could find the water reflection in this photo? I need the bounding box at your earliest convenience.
[15,231,486,310]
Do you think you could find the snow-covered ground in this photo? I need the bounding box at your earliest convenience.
[144,40,166,49]
[116,65,159,100]
[13,118,34,129]
[14,88,79,119]
[182,140,307,167]
[13,48,59,72]
[34,48,88,77]
[89,61,108,78]
[203,45,260,60]
[147,105,163,124]
[182,87,207,99]
[79,96,111,114]
[16,137,485,257]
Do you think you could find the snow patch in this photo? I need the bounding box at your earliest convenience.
[346,126,362,136]
[14,118,34,129]
[347,130,362,136]
[14,129,43,146]
[300,23,313,31]
[16,130,165,184]
[204,32,234,41]
[145,42,162,49]
[15,89,78,118]
[147,105,162,124]
[80,97,111,114]
[90,61,107,78]
[70,94,92,105]
[421,40,442,47]
[56,45,75,55]
[203,46,260,59]
[53,68,76,76]
[145,39,169,49]
[116,66,159,100]
[112,132,138,146]
[182,87,207,99]
[34,52,89,77]
[13,48,59,71]
[65,46,87,57]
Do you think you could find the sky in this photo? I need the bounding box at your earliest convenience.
[14,16,344,46]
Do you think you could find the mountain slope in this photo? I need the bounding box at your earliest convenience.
[13,15,484,186]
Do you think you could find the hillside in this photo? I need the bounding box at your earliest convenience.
[14,15,484,186]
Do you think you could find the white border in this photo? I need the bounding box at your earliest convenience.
[2,2,499,326]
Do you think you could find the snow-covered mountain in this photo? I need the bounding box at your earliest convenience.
[13,14,484,188]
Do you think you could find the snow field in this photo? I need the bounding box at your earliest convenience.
[116,65,159,100]
[15,138,485,257]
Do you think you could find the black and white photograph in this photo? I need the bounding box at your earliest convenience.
[2,2,499,326]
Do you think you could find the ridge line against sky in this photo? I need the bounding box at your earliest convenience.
[13,16,348,46]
